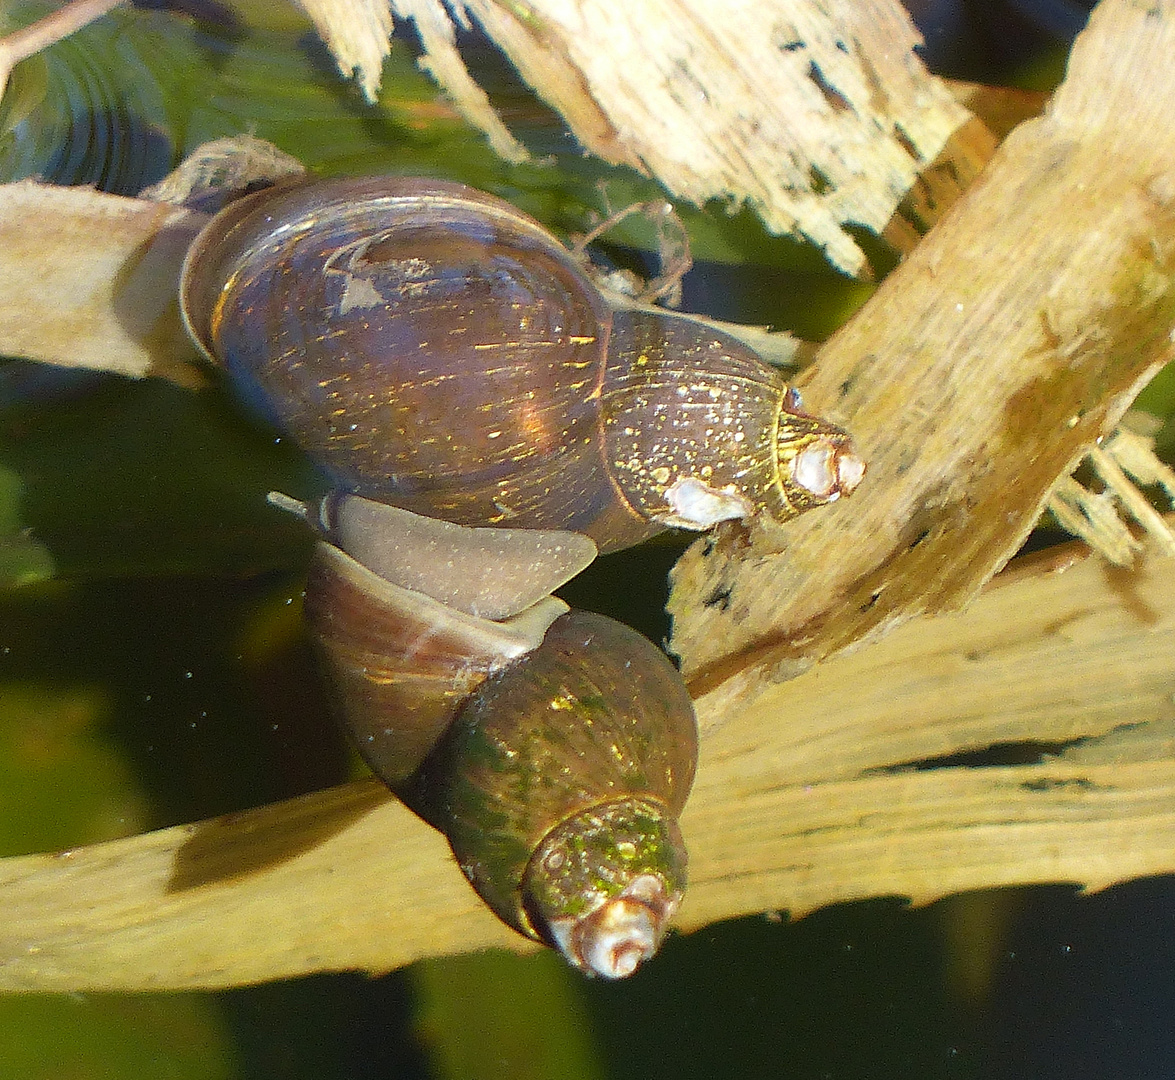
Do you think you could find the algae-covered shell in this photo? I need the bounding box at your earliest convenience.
[403,609,697,978]
[282,495,698,977]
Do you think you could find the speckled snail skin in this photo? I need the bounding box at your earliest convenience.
[180,176,865,554]
[272,492,697,979]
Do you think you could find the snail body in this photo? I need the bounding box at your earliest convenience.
[286,493,696,978]
[183,176,864,554]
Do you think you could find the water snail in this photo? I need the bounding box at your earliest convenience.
[180,176,864,554]
[180,176,864,976]
[265,491,694,977]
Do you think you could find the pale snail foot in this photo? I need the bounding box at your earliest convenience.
[545,873,680,979]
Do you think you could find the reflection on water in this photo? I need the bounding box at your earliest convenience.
[0,4,173,192]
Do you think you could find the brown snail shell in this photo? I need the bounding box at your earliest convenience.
[285,493,697,977]
[403,608,695,978]
[182,176,864,554]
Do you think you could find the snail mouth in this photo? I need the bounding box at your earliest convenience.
[548,873,680,979]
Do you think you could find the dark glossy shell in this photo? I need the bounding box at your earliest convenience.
[182,177,863,554]
[183,177,654,551]
[399,609,697,941]
[305,538,569,786]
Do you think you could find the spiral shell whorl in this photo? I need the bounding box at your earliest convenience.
[524,800,686,978]
[603,309,865,530]
[402,609,697,973]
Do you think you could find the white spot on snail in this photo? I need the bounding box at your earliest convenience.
[655,477,754,530]
[549,873,678,980]
[792,442,837,497]
[336,275,385,314]
[836,449,866,494]
[792,440,866,499]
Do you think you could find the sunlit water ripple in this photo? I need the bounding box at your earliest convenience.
[0,7,174,193]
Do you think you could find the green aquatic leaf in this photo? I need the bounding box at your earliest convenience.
[0,463,53,587]
[0,369,320,580]
[0,994,237,1080]
[413,949,607,1080]
[0,677,144,856]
